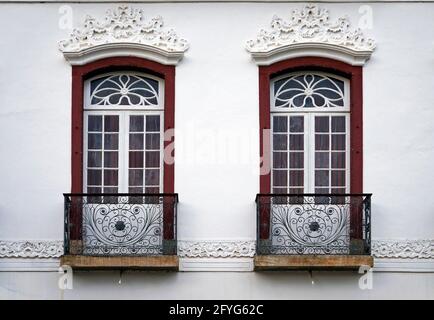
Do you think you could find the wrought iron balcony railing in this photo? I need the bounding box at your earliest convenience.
[63,193,178,256]
[256,194,371,256]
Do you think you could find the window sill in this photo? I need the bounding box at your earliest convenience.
[254,255,373,271]
[60,255,179,271]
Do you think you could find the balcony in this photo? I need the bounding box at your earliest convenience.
[61,193,178,270]
[255,193,373,270]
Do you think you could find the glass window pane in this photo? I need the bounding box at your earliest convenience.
[273,134,287,150]
[273,152,287,169]
[315,116,329,132]
[104,115,119,132]
[87,169,102,185]
[145,169,160,185]
[289,152,304,168]
[289,188,303,194]
[129,187,143,194]
[103,187,118,194]
[315,152,329,168]
[332,135,346,150]
[315,188,329,194]
[88,115,102,132]
[145,187,160,194]
[273,170,287,187]
[289,135,303,150]
[129,134,144,150]
[104,170,118,186]
[289,116,304,132]
[88,133,102,149]
[331,116,346,132]
[331,188,345,194]
[104,151,118,168]
[289,170,303,187]
[315,134,329,150]
[87,187,101,194]
[273,188,287,194]
[146,115,160,132]
[315,170,329,187]
[331,171,346,187]
[273,116,287,132]
[104,134,118,150]
[146,133,160,150]
[331,152,346,168]
[88,151,102,167]
[129,169,143,186]
[145,151,160,167]
[129,151,144,168]
[130,115,144,132]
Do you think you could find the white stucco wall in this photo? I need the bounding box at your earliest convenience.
[0,1,433,299]
[1,270,433,300]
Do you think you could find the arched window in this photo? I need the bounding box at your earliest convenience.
[270,71,350,195]
[83,72,165,194]
[258,57,363,196]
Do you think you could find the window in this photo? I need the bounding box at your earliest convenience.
[83,72,164,194]
[70,57,176,194]
[270,72,350,194]
[258,57,363,195]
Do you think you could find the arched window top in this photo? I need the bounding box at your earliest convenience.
[271,72,350,111]
[85,72,164,109]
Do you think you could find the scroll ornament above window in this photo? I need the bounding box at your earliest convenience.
[246,5,376,66]
[58,6,189,66]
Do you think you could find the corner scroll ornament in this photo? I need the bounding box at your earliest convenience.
[58,6,189,66]
[246,5,376,66]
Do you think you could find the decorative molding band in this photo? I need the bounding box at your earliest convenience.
[372,239,434,259]
[0,259,60,272]
[179,258,254,272]
[246,4,375,66]
[373,259,434,273]
[1,239,432,260]
[58,6,189,66]
[0,240,63,258]
[178,240,256,258]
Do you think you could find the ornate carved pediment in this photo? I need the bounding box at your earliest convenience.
[246,5,376,66]
[59,6,189,65]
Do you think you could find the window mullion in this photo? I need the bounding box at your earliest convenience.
[120,112,128,194]
[307,113,314,193]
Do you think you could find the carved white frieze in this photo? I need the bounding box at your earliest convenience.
[59,6,189,65]
[178,241,256,258]
[1,239,432,259]
[0,240,63,258]
[246,4,376,66]
[372,239,434,259]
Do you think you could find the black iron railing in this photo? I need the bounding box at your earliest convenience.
[256,194,371,255]
[63,193,178,256]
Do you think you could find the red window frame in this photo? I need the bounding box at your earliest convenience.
[258,57,364,240]
[70,57,176,242]
[71,57,175,194]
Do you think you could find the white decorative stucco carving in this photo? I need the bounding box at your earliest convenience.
[372,239,434,259]
[178,240,256,258]
[246,4,376,66]
[58,6,189,65]
[0,240,63,258]
[1,239,432,259]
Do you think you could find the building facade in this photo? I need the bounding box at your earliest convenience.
[0,0,433,299]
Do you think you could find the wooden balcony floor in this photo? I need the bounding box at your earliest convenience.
[254,255,373,271]
[60,255,179,271]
